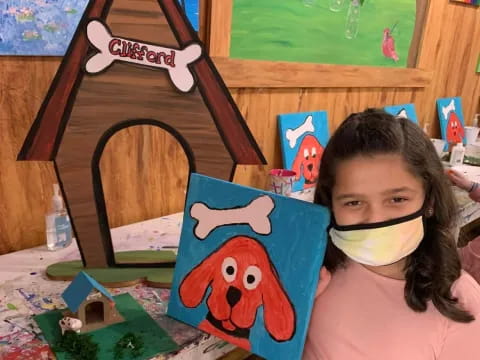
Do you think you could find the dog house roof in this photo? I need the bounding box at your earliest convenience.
[17,0,265,166]
[62,271,114,313]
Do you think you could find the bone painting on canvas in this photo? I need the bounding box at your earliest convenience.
[278,111,330,193]
[436,97,466,149]
[384,103,419,124]
[167,173,330,360]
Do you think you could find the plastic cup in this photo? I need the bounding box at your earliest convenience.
[464,126,480,145]
[269,169,296,196]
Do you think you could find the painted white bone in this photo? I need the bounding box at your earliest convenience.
[442,99,456,121]
[190,195,274,239]
[85,20,202,92]
[285,115,315,148]
[396,109,408,119]
[59,317,82,335]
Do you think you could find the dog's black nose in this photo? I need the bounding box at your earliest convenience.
[226,286,242,307]
[307,164,313,171]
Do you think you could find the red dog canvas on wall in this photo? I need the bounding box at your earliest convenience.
[167,173,330,360]
[278,111,330,193]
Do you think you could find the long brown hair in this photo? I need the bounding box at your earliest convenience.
[315,108,474,323]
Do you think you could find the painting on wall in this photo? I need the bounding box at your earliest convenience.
[450,0,479,6]
[0,0,199,56]
[178,0,199,31]
[0,0,89,55]
[230,0,421,68]
[436,97,466,148]
[384,103,419,124]
[278,111,330,193]
[167,173,330,360]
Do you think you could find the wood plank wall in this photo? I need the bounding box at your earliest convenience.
[0,0,479,254]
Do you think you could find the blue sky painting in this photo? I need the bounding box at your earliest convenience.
[0,0,199,56]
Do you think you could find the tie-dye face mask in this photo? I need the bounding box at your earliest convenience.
[329,206,426,266]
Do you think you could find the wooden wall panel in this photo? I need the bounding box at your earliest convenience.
[0,0,479,254]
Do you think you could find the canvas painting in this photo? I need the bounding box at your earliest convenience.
[178,0,199,31]
[0,0,89,55]
[450,0,479,5]
[278,111,330,193]
[437,97,466,149]
[384,103,419,124]
[168,173,330,360]
[230,0,420,67]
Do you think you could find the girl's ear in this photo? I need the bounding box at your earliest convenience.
[179,251,218,308]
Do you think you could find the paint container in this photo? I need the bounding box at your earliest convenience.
[464,126,480,145]
[431,138,446,158]
[269,169,296,196]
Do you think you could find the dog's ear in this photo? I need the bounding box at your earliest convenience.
[262,266,296,342]
[179,251,218,308]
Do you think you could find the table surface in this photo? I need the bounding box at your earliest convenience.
[1,170,480,359]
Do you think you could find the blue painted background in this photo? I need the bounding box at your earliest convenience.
[168,174,330,360]
[437,97,466,149]
[278,111,330,192]
[0,0,198,55]
[384,103,418,124]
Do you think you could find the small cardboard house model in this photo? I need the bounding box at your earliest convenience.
[62,271,123,333]
[17,0,266,269]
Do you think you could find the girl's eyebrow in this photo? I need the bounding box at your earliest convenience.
[381,187,416,195]
[334,193,363,201]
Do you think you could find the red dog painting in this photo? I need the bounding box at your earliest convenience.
[179,236,296,350]
[446,111,465,144]
[292,135,324,189]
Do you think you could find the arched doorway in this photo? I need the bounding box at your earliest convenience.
[85,301,104,324]
[91,119,195,266]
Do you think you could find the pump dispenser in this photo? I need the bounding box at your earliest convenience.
[46,184,72,250]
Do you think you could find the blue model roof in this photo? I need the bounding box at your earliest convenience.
[61,271,114,313]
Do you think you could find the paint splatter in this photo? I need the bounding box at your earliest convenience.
[6,304,17,310]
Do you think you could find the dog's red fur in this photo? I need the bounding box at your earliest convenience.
[292,135,324,189]
[179,236,296,350]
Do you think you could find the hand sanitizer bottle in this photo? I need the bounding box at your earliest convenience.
[46,184,72,251]
[449,142,466,166]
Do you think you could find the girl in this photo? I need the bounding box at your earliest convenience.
[446,169,480,284]
[303,109,480,360]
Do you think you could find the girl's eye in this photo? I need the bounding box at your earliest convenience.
[345,200,361,207]
[391,197,407,204]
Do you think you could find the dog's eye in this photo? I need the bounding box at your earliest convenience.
[311,147,317,158]
[243,266,262,290]
[222,257,237,282]
[304,148,309,160]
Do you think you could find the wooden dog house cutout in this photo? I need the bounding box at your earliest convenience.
[62,272,124,333]
[17,0,266,270]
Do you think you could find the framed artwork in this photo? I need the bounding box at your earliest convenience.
[0,0,89,55]
[384,103,419,124]
[167,173,330,360]
[278,111,330,193]
[450,0,479,5]
[230,0,423,68]
[436,97,466,148]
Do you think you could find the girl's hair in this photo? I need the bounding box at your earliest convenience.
[315,108,474,323]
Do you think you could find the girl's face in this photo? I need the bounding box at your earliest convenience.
[332,154,426,226]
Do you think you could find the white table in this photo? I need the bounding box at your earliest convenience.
[0,213,242,360]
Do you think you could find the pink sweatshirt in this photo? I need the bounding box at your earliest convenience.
[302,260,480,360]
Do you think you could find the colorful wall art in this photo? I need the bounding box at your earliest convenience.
[0,0,89,55]
[437,97,466,147]
[278,111,330,193]
[384,103,419,124]
[168,173,330,360]
[450,0,479,6]
[230,0,419,67]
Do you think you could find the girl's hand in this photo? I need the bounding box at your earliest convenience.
[445,169,473,192]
